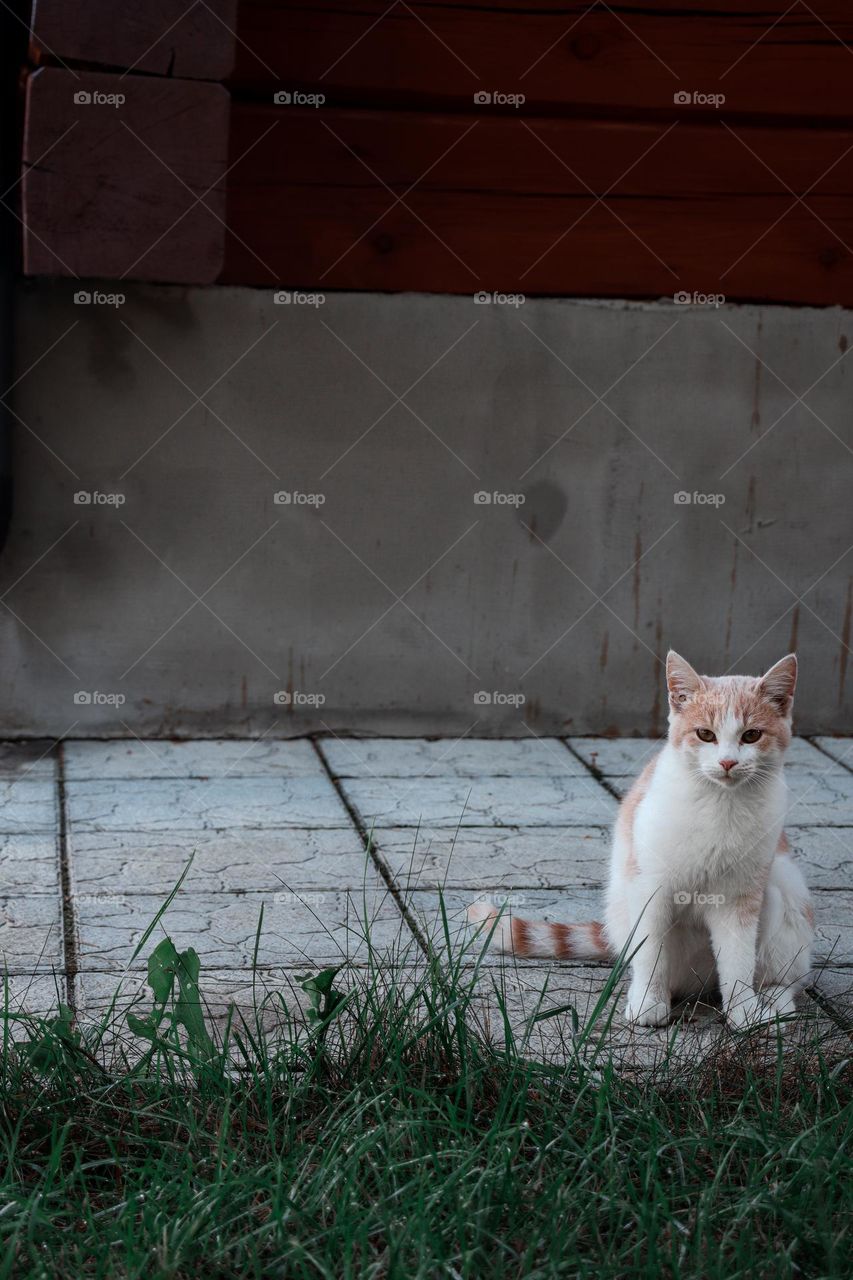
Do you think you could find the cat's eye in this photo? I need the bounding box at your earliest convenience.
[696,728,716,743]
[741,729,762,744]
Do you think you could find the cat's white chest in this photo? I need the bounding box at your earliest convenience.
[634,750,783,881]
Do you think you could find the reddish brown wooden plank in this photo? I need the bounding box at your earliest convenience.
[223,107,853,303]
[223,186,853,304]
[22,68,229,283]
[234,1,853,120]
[30,0,238,80]
[228,105,853,199]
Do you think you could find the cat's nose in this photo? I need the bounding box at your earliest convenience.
[719,758,738,772]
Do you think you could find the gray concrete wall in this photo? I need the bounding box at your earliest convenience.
[3,282,851,737]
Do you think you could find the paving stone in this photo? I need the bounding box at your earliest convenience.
[70,828,374,896]
[0,974,71,1040]
[63,738,321,780]
[808,963,853,1007]
[568,738,664,777]
[812,891,853,964]
[785,771,853,824]
[341,776,618,829]
[0,895,63,972]
[75,886,418,972]
[0,742,57,780]
[66,777,351,832]
[321,737,586,779]
[812,738,853,771]
[0,833,59,896]
[373,826,610,890]
[787,827,853,889]
[0,780,57,833]
[783,738,841,768]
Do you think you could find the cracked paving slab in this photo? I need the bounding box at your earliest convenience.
[0,974,73,1040]
[783,827,853,889]
[65,777,352,832]
[63,739,322,780]
[74,886,420,972]
[321,737,588,778]
[0,833,59,896]
[0,896,64,972]
[373,826,610,890]
[339,776,618,829]
[813,738,853,771]
[69,828,376,896]
[0,780,58,833]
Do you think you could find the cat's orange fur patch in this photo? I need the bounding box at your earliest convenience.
[616,756,659,878]
[510,916,531,953]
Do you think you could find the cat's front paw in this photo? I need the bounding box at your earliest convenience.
[625,988,670,1026]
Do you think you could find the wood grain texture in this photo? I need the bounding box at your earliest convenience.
[233,1,853,120]
[22,68,230,283]
[19,2,853,300]
[223,106,853,303]
[29,0,239,80]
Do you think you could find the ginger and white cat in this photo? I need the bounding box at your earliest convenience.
[469,651,814,1027]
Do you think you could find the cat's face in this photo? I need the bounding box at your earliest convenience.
[666,651,796,788]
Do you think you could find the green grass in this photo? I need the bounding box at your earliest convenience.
[0,896,851,1279]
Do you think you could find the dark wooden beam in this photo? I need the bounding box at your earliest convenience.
[30,0,238,80]
[22,68,230,283]
[223,106,853,304]
[233,1,853,121]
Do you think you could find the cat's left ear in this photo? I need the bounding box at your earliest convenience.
[760,653,797,715]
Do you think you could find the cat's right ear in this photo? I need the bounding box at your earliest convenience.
[666,650,703,712]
